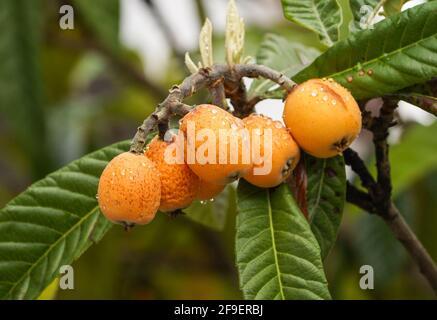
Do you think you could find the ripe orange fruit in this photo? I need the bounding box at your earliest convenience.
[97,152,161,226]
[179,104,252,184]
[243,114,300,188]
[197,179,225,201]
[283,78,362,158]
[145,135,199,212]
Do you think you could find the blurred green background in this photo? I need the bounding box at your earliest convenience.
[0,0,435,299]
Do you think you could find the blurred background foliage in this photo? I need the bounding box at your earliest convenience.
[0,0,435,299]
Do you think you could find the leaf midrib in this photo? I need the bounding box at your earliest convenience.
[266,189,285,300]
[4,204,100,299]
[306,20,437,81]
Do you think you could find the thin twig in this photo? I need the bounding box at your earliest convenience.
[130,63,294,153]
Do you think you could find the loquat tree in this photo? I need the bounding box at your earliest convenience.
[0,0,436,300]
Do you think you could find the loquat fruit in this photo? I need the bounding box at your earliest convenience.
[197,179,226,201]
[145,135,199,212]
[97,152,161,226]
[283,78,362,158]
[243,114,300,188]
[179,104,252,185]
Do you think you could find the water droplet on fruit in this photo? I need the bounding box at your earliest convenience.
[211,109,218,114]
[323,96,328,102]
[209,198,215,202]
[274,121,282,129]
[311,91,318,97]
[121,169,126,176]
[332,100,337,106]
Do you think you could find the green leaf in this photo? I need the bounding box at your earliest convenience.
[184,185,235,231]
[248,34,320,100]
[0,0,50,177]
[281,0,343,47]
[349,0,385,32]
[73,0,120,51]
[235,180,331,300]
[389,122,437,196]
[306,155,346,259]
[294,1,437,100]
[0,141,130,299]
[383,0,411,16]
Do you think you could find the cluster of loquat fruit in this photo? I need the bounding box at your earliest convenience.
[97,78,362,227]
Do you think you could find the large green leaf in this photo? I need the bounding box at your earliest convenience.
[349,0,384,32]
[248,34,320,100]
[294,1,437,100]
[0,0,50,177]
[306,155,346,259]
[0,141,129,299]
[73,0,120,51]
[281,0,343,47]
[235,180,331,299]
[184,185,235,231]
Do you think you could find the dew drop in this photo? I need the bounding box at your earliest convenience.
[311,91,318,97]
[95,194,99,199]
[141,162,146,167]
[274,121,283,129]
[323,96,328,102]
[209,198,215,202]
[211,109,218,114]
[300,88,305,92]
[231,123,238,130]
[332,100,337,106]
[121,169,126,176]
[367,69,373,76]
[347,76,353,83]
[200,200,206,205]
[358,70,365,76]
